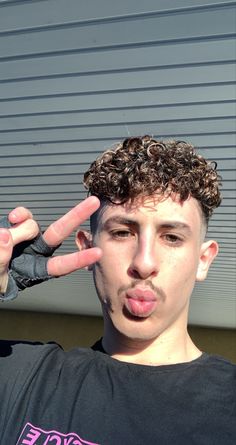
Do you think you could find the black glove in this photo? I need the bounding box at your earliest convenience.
[0,216,59,301]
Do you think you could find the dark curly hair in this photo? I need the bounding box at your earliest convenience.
[84,136,222,225]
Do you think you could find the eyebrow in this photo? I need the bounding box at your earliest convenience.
[101,216,192,235]
[101,216,139,230]
[158,222,192,234]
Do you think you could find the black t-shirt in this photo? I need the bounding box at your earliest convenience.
[0,339,235,444]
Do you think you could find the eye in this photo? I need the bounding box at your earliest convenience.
[163,233,183,245]
[110,229,133,239]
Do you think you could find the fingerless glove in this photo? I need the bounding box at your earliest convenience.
[0,216,59,301]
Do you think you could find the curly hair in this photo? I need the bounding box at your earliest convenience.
[84,136,222,224]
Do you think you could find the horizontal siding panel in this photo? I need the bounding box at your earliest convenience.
[0,152,98,167]
[1,7,235,59]
[213,265,236,270]
[209,220,236,228]
[217,170,236,180]
[193,290,235,296]
[214,159,236,169]
[0,164,89,176]
[206,232,236,239]
[211,213,236,221]
[0,201,82,211]
[220,198,236,206]
[192,134,236,147]
[0,102,235,131]
[0,185,234,201]
[0,173,235,188]
[214,201,236,211]
[193,284,236,294]
[213,262,236,268]
[1,38,235,82]
[1,64,235,100]
[1,85,235,115]
[0,142,109,156]
[0,174,84,185]
[0,142,234,154]
[0,192,85,202]
[0,142,235,158]
[0,119,235,143]
[217,190,236,199]
[193,287,236,295]
[1,0,233,32]
[0,136,230,150]
[0,152,235,169]
[212,256,236,262]
[199,147,236,157]
[214,245,236,251]
[0,6,235,59]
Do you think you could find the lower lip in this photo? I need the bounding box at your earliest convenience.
[125,297,157,317]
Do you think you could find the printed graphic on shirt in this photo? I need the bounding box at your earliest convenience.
[16,422,100,445]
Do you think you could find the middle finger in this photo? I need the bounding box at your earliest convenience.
[43,196,100,247]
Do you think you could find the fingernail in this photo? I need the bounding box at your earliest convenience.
[0,229,10,244]
[9,211,18,223]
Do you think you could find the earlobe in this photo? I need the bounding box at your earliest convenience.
[196,239,219,281]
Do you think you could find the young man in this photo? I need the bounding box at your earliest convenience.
[0,136,235,444]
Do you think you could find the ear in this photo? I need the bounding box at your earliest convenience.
[196,239,219,282]
[75,230,93,271]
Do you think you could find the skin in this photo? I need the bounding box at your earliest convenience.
[1,194,218,366]
[0,197,102,293]
[77,194,218,365]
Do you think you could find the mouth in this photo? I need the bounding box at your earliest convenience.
[124,287,158,318]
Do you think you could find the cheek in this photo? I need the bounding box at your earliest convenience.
[162,251,199,289]
[168,246,200,269]
[93,253,124,295]
[99,241,129,272]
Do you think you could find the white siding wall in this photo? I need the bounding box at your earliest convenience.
[0,0,235,327]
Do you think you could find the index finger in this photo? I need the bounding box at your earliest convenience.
[43,196,100,247]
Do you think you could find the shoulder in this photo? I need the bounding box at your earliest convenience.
[203,353,236,369]
[0,339,98,372]
[0,340,62,405]
[0,339,64,374]
[0,338,61,358]
[0,340,99,397]
[198,353,236,383]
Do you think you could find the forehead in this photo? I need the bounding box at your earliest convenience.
[96,194,203,231]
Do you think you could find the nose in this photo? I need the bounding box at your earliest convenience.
[128,235,158,280]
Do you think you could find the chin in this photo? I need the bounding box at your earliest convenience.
[113,316,163,343]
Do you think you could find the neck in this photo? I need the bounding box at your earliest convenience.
[102,325,202,366]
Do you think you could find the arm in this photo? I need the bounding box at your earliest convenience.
[0,196,102,301]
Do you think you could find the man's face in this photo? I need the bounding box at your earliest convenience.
[91,195,217,341]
